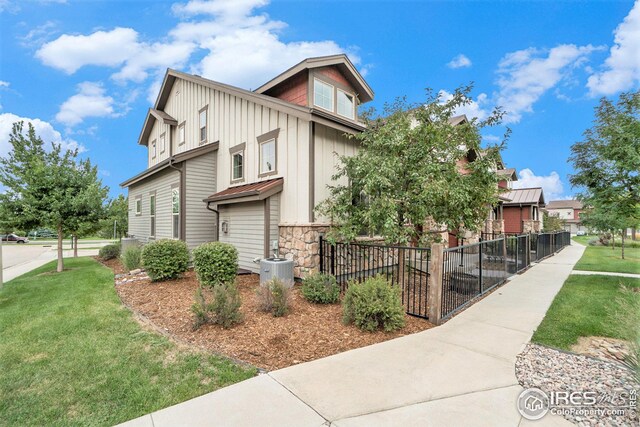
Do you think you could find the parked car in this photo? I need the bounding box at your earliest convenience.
[576,230,587,236]
[1,233,29,243]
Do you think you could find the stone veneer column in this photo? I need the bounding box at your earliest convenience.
[279,225,329,278]
[492,219,504,234]
[522,220,535,233]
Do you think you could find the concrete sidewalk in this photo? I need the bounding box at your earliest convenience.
[119,244,586,427]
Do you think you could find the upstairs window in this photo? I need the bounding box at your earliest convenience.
[135,196,142,216]
[314,79,334,111]
[199,107,207,144]
[232,151,244,181]
[178,122,185,145]
[159,133,166,153]
[337,89,355,119]
[151,139,157,158]
[259,139,276,176]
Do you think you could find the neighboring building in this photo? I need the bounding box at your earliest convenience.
[121,54,374,276]
[501,187,545,234]
[545,200,584,234]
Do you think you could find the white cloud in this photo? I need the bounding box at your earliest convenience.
[0,81,9,88]
[482,134,501,143]
[496,44,601,123]
[56,82,115,127]
[438,90,490,121]
[35,0,359,99]
[447,54,472,69]
[587,0,640,95]
[36,28,140,74]
[0,113,86,158]
[513,168,566,200]
[18,21,59,48]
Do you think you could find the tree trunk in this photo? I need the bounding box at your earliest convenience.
[57,225,64,273]
[73,235,78,258]
[612,231,615,251]
[621,231,625,260]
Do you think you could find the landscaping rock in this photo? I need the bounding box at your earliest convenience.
[570,336,632,364]
[516,344,638,427]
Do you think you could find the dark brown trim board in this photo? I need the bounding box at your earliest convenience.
[264,197,270,258]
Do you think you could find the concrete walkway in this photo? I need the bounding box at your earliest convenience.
[119,244,586,427]
[2,248,100,283]
[571,269,640,279]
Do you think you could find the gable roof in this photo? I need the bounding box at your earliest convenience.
[254,54,374,103]
[502,187,545,206]
[546,199,583,210]
[204,178,283,204]
[137,108,178,146]
[497,168,517,181]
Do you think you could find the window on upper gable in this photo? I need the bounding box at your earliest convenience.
[151,139,157,158]
[337,89,355,119]
[159,133,166,153]
[314,79,334,111]
[232,151,244,181]
[199,107,207,144]
[178,122,185,145]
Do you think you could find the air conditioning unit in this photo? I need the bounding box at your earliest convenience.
[260,257,294,284]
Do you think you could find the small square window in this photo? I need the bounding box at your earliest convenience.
[199,108,207,144]
[337,90,355,119]
[178,123,185,145]
[314,79,334,111]
[232,151,244,181]
[259,139,276,175]
[159,133,166,153]
[135,197,142,216]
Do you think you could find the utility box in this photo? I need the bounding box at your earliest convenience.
[259,258,294,284]
[121,237,139,253]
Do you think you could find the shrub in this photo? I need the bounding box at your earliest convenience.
[121,245,142,271]
[141,239,189,281]
[587,238,600,246]
[342,275,406,332]
[599,233,612,246]
[191,282,243,329]
[301,273,340,304]
[192,242,238,288]
[256,278,293,317]
[99,243,121,261]
[612,285,640,382]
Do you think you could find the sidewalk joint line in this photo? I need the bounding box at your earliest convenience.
[267,373,331,424]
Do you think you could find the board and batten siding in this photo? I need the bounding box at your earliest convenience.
[147,119,172,168]
[185,152,217,249]
[313,123,358,223]
[159,77,311,224]
[128,168,180,242]
[219,202,265,273]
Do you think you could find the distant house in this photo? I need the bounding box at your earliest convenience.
[501,187,545,234]
[545,200,584,234]
[120,54,374,277]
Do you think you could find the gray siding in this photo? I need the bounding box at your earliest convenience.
[185,152,217,250]
[219,202,264,273]
[128,168,180,242]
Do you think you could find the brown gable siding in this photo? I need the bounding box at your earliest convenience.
[265,70,309,106]
[318,66,351,87]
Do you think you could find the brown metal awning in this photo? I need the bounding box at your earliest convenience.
[204,178,284,204]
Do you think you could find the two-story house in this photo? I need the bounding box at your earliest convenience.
[120,54,374,276]
[545,200,584,234]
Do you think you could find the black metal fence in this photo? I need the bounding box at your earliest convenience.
[441,231,571,319]
[319,237,431,318]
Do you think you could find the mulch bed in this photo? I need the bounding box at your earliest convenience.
[102,259,434,371]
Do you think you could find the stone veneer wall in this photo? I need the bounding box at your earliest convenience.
[279,225,329,278]
[523,220,541,233]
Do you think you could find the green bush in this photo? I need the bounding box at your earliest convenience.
[342,275,406,332]
[99,243,121,261]
[588,238,600,246]
[192,242,238,288]
[121,245,142,271]
[301,273,340,304]
[256,278,293,317]
[141,239,189,281]
[191,283,243,329]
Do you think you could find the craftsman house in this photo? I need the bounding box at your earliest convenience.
[120,54,374,276]
[545,200,584,234]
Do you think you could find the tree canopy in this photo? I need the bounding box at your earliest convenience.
[316,86,507,246]
[570,90,640,257]
[0,122,109,271]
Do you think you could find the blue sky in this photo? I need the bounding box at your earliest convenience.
[1,0,639,201]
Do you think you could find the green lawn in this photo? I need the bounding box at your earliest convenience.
[532,274,640,349]
[573,244,640,274]
[0,258,256,427]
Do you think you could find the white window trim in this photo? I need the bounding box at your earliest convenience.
[337,88,355,120]
[171,186,180,240]
[159,132,166,154]
[135,197,142,216]
[199,107,208,145]
[313,78,334,112]
[259,138,277,177]
[151,139,157,159]
[178,122,185,146]
[149,193,156,237]
[231,150,244,182]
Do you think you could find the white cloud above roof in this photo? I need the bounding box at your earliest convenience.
[587,0,640,96]
[55,82,115,127]
[513,168,566,201]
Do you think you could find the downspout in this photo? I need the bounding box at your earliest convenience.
[206,201,220,241]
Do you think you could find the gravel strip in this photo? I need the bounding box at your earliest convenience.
[516,344,638,426]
